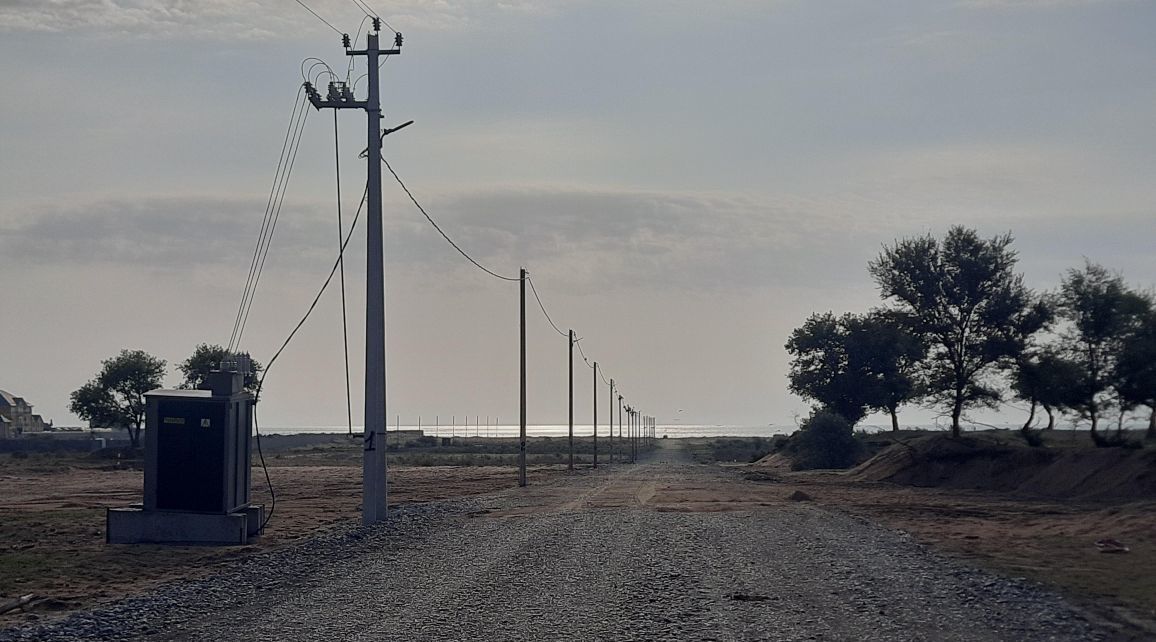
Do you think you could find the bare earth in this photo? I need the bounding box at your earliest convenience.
[2,440,1154,639]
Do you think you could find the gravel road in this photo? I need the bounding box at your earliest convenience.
[2,442,1106,641]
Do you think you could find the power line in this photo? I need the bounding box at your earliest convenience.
[527,275,568,337]
[333,111,354,438]
[382,157,520,282]
[229,87,309,353]
[233,90,313,350]
[292,0,343,35]
[260,183,368,386]
[348,0,373,18]
[253,182,368,530]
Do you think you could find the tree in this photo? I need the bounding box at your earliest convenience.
[177,344,262,391]
[785,310,924,428]
[852,311,925,431]
[69,349,166,448]
[1115,310,1156,440]
[1011,348,1080,432]
[1054,261,1151,439]
[869,227,1041,437]
[787,409,861,470]
[785,312,875,424]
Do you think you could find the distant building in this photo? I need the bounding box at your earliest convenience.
[0,390,52,437]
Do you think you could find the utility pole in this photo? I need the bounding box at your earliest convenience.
[617,395,623,464]
[568,329,574,471]
[609,379,615,464]
[306,25,402,524]
[519,267,527,487]
[593,362,598,468]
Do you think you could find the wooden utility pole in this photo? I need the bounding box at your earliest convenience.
[519,267,527,487]
[609,379,615,463]
[617,395,623,464]
[306,25,402,524]
[593,362,598,468]
[568,329,574,471]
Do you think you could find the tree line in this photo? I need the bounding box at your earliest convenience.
[786,226,1156,444]
[69,345,261,448]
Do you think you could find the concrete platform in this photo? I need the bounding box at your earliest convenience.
[106,504,264,545]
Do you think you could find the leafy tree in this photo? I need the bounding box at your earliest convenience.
[786,311,924,428]
[786,312,875,424]
[1011,348,1081,432]
[852,311,925,431]
[1115,310,1156,440]
[70,349,166,448]
[787,409,861,470]
[177,344,262,391]
[1054,261,1151,439]
[869,227,1042,437]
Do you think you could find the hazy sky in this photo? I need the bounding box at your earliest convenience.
[2,0,1154,430]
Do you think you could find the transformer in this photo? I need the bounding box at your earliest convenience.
[145,372,253,514]
[107,369,263,545]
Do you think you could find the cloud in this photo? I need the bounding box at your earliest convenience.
[0,186,886,295]
[0,0,567,38]
[959,0,1124,8]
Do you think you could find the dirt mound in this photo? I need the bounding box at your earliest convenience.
[750,452,792,470]
[851,435,1156,501]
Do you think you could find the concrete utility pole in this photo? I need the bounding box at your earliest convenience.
[568,329,574,471]
[593,362,598,468]
[519,267,527,487]
[306,25,402,525]
[609,379,615,464]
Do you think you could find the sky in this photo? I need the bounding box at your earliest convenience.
[1,0,1154,431]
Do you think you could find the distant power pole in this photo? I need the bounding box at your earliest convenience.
[609,379,615,464]
[519,267,527,487]
[568,329,574,471]
[305,25,402,524]
[617,395,623,464]
[593,362,598,468]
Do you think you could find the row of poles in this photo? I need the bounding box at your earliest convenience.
[521,269,658,487]
[301,29,658,524]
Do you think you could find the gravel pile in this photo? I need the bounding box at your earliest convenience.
[1,457,1105,641]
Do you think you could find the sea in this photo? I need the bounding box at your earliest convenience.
[263,422,1017,439]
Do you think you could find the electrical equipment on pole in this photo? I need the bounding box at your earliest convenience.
[304,21,404,524]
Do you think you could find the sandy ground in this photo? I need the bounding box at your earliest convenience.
[2,444,1154,637]
[0,454,564,626]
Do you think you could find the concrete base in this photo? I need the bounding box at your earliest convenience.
[106,504,264,545]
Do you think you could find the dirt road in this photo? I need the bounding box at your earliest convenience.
[2,441,1101,641]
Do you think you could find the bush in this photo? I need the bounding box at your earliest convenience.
[787,410,861,470]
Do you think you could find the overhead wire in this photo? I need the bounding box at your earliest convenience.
[292,0,343,35]
[527,276,568,337]
[253,183,369,530]
[333,111,354,438]
[228,86,308,353]
[232,86,313,351]
[382,157,521,282]
[348,0,374,17]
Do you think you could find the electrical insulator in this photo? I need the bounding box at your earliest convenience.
[395,32,403,48]
[372,17,381,32]
[342,33,351,48]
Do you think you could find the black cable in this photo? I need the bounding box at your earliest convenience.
[349,0,373,17]
[347,16,372,82]
[293,0,343,35]
[527,275,568,337]
[333,112,354,438]
[252,183,369,530]
[382,157,520,282]
[235,94,313,348]
[229,87,306,352]
[575,338,595,369]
